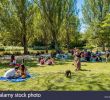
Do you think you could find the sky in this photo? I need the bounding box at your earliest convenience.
[77,0,86,33]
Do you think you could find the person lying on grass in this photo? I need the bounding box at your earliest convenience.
[4,65,29,79]
[4,66,20,79]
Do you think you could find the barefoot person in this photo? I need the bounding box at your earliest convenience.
[74,49,81,71]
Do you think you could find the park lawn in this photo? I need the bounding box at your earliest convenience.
[0,60,110,91]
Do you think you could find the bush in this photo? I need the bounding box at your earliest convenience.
[4,46,23,51]
[33,46,47,50]
[0,47,5,51]
[3,51,23,55]
[3,51,12,55]
[14,52,22,55]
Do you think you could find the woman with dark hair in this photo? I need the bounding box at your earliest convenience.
[39,57,45,65]
[10,55,16,66]
[20,65,29,78]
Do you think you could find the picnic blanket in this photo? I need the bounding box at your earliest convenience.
[56,54,68,59]
[0,75,31,82]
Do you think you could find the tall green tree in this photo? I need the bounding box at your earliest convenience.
[65,0,80,50]
[37,0,68,50]
[82,0,110,50]
[36,0,79,50]
[0,0,35,54]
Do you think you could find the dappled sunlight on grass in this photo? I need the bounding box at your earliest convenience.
[0,59,110,91]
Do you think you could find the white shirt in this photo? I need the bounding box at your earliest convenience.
[4,68,16,78]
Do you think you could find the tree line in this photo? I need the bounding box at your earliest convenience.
[0,0,110,54]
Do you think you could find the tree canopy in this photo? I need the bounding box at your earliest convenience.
[0,0,110,53]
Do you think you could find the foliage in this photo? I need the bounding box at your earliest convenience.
[82,0,110,51]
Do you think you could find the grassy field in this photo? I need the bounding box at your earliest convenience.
[0,59,110,91]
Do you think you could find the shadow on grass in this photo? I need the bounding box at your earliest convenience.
[55,62,70,65]
[25,62,38,67]
[37,72,110,91]
[79,69,91,71]
[0,63,11,69]
[24,59,71,67]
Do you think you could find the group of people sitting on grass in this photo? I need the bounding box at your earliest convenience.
[38,56,55,65]
[35,48,110,64]
[6,48,109,75]
[73,48,110,71]
[4,64,29,79]
[3,55,30,79]
[79,50,102,62]
[71,48,110,62]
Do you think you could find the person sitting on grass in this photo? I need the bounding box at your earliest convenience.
[10,55,16,66]
[46,57,54,65]
[91,54,97,62]
[4,66,20,79]
[19,64,29,78]
[39,57,45,65]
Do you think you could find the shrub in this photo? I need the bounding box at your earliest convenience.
[0,47,5,51]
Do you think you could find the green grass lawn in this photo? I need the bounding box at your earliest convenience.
[0,59,110,91]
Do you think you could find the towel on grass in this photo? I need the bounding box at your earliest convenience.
[0,75,31,82]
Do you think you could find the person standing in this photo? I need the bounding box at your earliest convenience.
[74,49,81,71]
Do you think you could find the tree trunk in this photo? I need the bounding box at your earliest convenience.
[44,31,48,53]
[54,36,59,51]
[23,34,28,55]
[22,11,28,55]
[66,28,70,52]
[102,44,105,51]
[52,30,59,51]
